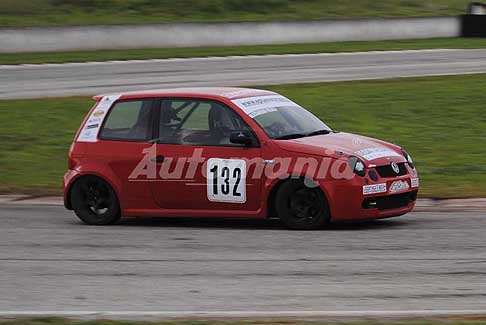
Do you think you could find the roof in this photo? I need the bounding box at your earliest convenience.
[93,87,277,101]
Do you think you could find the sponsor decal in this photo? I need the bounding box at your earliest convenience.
[355,147,402,161]
[411,178,419,188]
[92,110,105,118]
[232,95,301,118]
[77,94,120,142]
[363,183,387,195]
[389,180,410,193]
[87,118,101,124]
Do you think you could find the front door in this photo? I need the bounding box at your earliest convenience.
[149,98,264,212]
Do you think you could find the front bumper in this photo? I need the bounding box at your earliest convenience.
[362,190,417,211]
[322,170,419,221]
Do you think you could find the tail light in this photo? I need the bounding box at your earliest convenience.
[67,143,76,170]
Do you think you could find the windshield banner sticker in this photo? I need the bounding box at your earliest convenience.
[247,107,278,118]
[77,94,121,142]
[232,95,301,118]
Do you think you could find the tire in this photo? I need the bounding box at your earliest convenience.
[275,179,330,230]
[71,176,121,225]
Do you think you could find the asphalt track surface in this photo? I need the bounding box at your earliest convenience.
[2,49,486,99]
[1,204,485,312]
[2,49,486,316]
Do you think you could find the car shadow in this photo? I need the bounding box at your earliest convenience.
[115,216,410,231]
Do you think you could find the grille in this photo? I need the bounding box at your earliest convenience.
[375,162,407,178]
[362,191,418,210]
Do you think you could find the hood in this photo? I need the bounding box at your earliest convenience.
[273,132,406,166]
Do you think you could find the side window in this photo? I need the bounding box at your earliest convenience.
[100,100,154,141]
[158,99,254,146]
[170,100,211,131]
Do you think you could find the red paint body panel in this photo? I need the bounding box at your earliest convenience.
[65,87,418,222]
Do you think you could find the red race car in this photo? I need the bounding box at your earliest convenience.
[64,87,419,229]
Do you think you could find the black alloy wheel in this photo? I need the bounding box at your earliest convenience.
[71,176,121,225]
[275,179,330,230]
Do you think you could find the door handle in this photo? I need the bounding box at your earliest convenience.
[150,156,165,163]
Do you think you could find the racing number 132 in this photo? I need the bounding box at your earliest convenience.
[207,158,246,203]
[210,165,241,196]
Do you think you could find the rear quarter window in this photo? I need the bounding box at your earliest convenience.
[99,99,154,141]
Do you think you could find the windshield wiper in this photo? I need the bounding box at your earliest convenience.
[275,129,332,140]
[306,129,332,137]
[274,133,308,140]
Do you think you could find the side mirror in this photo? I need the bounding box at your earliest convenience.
[230,130,253,146]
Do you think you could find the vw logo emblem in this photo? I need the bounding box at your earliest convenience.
[391,162,400,174]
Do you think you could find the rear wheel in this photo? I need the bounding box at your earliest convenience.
[71,176,121,225]
[275,179,330,230]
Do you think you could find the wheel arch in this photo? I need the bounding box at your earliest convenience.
[266,175,331,219]
[65,173,121,211]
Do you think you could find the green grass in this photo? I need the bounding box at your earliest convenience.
[3,38,486,65]
[0,0,470,28]
[1,74,486,197]
[0,97,91,195]
[1,318,486,325]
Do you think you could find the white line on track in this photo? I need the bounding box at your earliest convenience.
[0,48,461,69]
[0,310,486,318]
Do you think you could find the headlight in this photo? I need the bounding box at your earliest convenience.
[402,149,415,169]
[348,156,366,177]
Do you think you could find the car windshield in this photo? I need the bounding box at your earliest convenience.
[252,105,332,140]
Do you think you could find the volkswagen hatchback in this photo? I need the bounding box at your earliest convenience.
[64,87,419,229]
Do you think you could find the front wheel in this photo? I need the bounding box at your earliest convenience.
[275,179,330,230]
[71,176,121,225]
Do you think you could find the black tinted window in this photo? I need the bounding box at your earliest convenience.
[100,100,154,141]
